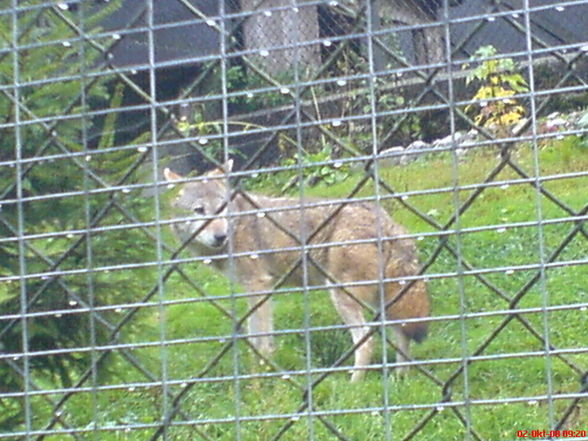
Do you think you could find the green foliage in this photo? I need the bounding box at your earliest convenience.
[245,146,351,193]
[226,64,294,111]
[43,135,587,440]
[464,45,529,129]
[1,129,583,437]
[281,146,350,188]
[1,5,586,437]
[0,1,163,431]
[175,105,262,163]
[375,91,422,141]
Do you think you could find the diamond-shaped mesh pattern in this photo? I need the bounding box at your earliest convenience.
[1,0,587,440]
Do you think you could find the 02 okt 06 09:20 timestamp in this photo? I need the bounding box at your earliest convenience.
[517,429,586,438]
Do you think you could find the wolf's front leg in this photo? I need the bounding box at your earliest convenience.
[244,275,275,357]
[247,294,275,356]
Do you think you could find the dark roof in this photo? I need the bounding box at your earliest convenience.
[99,0,236,68]
[401,0,466,18]
[449,0,588,58]
[99,0,588,69]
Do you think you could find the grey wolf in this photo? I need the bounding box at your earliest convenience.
[164,161,430,382]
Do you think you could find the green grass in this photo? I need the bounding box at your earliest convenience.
[45,137,588,440]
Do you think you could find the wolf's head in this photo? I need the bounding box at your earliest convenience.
[164,160,233,250]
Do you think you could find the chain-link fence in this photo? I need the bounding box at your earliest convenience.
[1,0,588,440]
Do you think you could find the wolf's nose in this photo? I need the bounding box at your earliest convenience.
[214,233,227,246]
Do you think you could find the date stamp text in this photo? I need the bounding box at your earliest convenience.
[517,430,586,438]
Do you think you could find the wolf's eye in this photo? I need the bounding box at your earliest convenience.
[193,206,205,215]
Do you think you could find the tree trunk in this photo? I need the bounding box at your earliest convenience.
[241,0,320,76]
[382,0,445,65]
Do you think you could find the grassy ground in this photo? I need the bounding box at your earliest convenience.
[47,136,587,440]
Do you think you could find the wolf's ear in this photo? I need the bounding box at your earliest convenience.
[163,167,182,182]
[209,159,234,177]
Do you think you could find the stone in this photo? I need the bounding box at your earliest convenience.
[377,146,405,168]
[401,140,431,165]
[432,131,464,149]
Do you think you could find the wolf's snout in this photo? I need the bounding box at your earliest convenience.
[213,233,227,247]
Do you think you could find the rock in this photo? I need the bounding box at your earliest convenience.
[512,117,528,135]
[545,117,568,131]
[377,146,404,167]
[457,130,479,155]
[406,140,430,151]
[432,131,464,149]
[576,111,588,127]
[401,140,430,164]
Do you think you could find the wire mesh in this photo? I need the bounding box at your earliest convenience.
[1,0,587,440]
